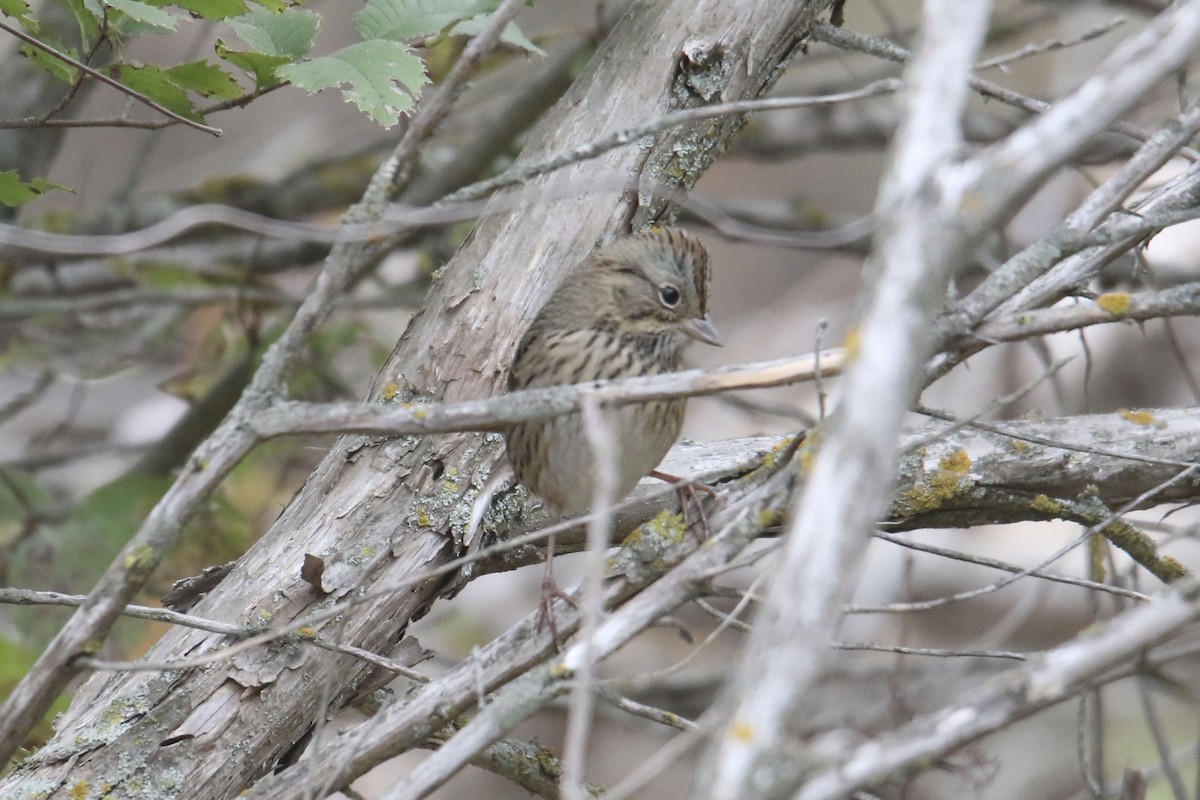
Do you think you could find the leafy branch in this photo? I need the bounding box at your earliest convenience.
[0,0,539,204]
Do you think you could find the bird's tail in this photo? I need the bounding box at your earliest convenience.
[466,463,516,549]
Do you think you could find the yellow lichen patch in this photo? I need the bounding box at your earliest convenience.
[122,544,156,574]
[1087,535,1107,582]
[535,746,563,777]
[619,525,644,548]
[1097,292,1131,316]
[381,383,401,401]
[360,545,376,558]
[729,720,755,742]
[931,450,971,491]
[1160,556,1188,582]
[297,626,318,639]
[1010,439,1029,454]
[400,402,429,420]
[1118,408,1155,426]
[900,449,973,513]
[416,506,432,527]
[1030,494,1061,515]
[842,328,861,362]
[644,509,687,542]
[796,430,821,474]
[759,435,798,470]
[1098,519,1190,583]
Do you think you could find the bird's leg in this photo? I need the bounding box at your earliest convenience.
[650,469,717,539]
[537,530,578,648]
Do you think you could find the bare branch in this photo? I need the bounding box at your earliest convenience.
[975,16,1127,71]
[437,80,901,207]
[812,21,1199,162]
[973,283,1200,343]
[699,4,997,797]
[794,579,1200,800]
[251,351,847,438]
[0,19,222,135]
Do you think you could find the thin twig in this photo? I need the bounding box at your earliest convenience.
[595,687,699,732]
[811,21,1199,162]
[66,485,679,675]
[251,350,847,439]
[973,282,1200,342]
[831,641,1028,661]
[855,466,1197,614]
[0,370,54,424]
[0,587,433,682]
[387,0,529,192]
[0,84,284,130]
[562,395,620,800]
[436,79,902,207]
[905,356,1075,453]
[869,531,1150,602]
[0,177,869,256]
[1136,676,1190,800]
[976,16,1126,71]
[794,579,1200,800]
[0,19,221,135]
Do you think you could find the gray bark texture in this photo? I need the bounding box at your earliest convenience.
[0,2,830,798]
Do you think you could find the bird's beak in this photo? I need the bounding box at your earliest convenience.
[685,314,723,347]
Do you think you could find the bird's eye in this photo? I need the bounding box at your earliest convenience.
[658,285,681,307]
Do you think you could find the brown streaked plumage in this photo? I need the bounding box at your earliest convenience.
[505,227,722,515]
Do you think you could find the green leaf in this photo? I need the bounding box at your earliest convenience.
[110,63,201,120]
[354,0,494,41]
[452,14,543,55]
[104,0,177,29]
[278,39,428,127]
[0,171,71,208]
[64,0,102,40]
[248,0,287,11]
[166,60,242,99]
[0,0,37,30]
[0,0,31,16]
[172,0,249,20]
[226,6,318,59]
[20,42,80,83]
[216,40,289,88]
